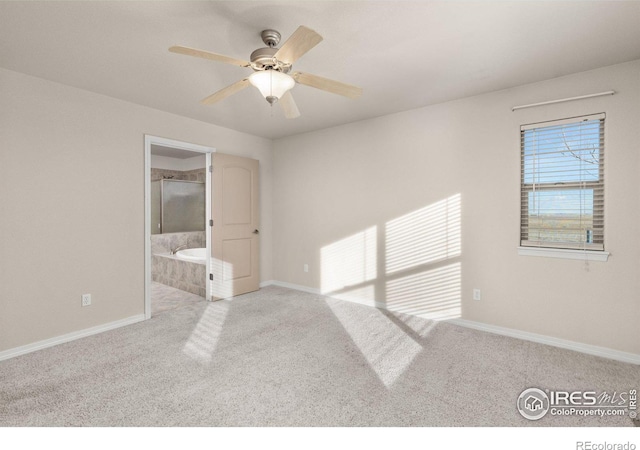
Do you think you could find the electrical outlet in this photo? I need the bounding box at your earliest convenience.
[473,289,481,301]
[303,264,309,273]
[81,294,91,307]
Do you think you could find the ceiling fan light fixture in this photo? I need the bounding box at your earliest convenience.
[249,70,295,103]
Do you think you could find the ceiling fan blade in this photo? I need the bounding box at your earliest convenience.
[279,91,301,119]
[274,26,323,65]
[169,45,251,68]
[292,72,362,99]
[201,79,250,105]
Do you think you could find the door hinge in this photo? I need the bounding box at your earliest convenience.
[209,165,213,173]
[209,219,214,226]
[209,273,213,281]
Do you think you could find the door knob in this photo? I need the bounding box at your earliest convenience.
[253,229,260,234]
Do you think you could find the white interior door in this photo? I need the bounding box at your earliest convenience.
[210,153,260,299]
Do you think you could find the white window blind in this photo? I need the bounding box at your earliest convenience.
[520,113,604,251]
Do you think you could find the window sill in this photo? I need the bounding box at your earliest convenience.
[518,246,610,262]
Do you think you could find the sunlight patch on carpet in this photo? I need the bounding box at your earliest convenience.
[183,303,228,364]
[327,300,435,388]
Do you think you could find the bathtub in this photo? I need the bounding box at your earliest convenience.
[175,247,206,264]
[152,247,207,297]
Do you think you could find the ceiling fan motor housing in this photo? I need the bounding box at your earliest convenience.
[249,47,290,73]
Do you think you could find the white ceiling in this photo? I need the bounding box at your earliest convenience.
[1,1,639,139]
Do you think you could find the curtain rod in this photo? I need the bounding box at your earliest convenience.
[512,91,615,112]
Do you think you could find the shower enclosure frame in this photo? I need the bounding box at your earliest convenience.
[144,135,215,319]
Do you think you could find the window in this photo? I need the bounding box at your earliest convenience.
[520,114,604,251]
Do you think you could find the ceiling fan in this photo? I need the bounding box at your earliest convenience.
[169,26,362,119]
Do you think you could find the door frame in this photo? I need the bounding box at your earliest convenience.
[144,135,216,319]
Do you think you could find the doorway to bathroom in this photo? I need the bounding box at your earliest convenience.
[144,136,214,319]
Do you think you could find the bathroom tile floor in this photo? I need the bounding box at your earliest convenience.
[151,281,205,315]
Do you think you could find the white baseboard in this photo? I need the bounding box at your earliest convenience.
[449,318,640,365]
[264,279,640,366]
[0,314,146,362]
[6,283,636,366]
[263,280,321,295]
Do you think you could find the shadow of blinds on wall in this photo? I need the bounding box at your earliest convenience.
[520,113,605,251]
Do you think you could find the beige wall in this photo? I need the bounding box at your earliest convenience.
[2,60,638,356]
[0,68,273,351]
[273,60,640,355]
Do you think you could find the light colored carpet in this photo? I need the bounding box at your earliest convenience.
[0,285,637,427]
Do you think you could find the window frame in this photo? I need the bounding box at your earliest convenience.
[518,113,608,259]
